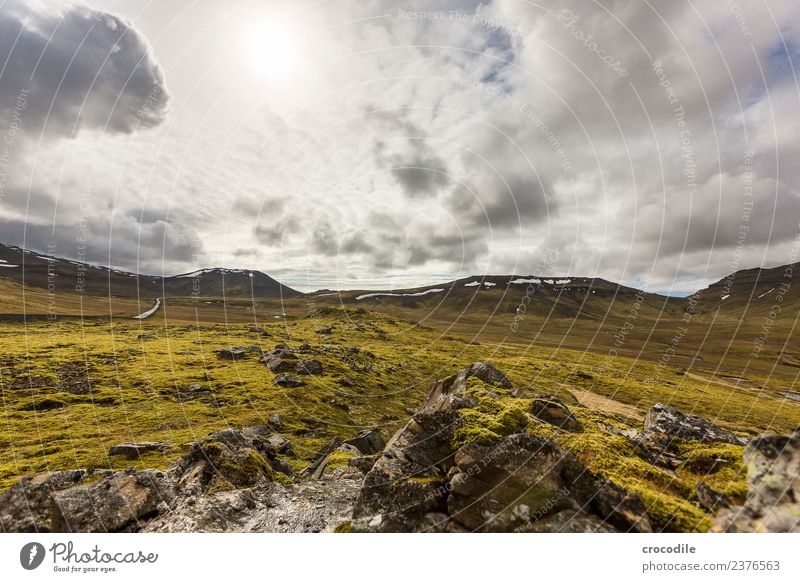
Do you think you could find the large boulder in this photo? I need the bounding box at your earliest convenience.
[644,404,747,445]
[0,470,89,532]
[714,430,800,532]
[447,434,650,532]
[51,470,172,532]
[350,363,651,532]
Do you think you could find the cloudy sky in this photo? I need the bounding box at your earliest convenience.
[1,0,799,293]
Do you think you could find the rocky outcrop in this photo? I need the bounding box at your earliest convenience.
[0,470,90,531]
[714,430,800,532]
[644,403,747,445]
[51,470,172,532]
[0,423,307,533]
[349,363,651,532]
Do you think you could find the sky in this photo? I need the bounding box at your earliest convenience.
[1,0,799,293]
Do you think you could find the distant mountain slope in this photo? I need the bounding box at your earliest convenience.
[0,243,301,299]
[693,262,800,317]
[309,274,687,320]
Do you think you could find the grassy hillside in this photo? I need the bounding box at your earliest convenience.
[1,308,798,530]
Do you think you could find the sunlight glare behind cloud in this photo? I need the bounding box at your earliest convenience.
[243,21,301,84]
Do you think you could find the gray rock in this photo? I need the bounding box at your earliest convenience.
[351,363,651,533]
[344,429,385,455]
[644,403,747,445]
[300,437,343,477]
[0,470,88,532]
[51,470,172,532]
[273,374,304,388]
[714,430,800,532]
[262,356,295,373]
[108,442,171,459]
[216,347,247,360]
[529,395,580,431]
[266,434,294,456]
[422,361,513,413]
[296,359,324,375]
[447,434,651,532]
[315,326,334,335]
[267,413,284,430]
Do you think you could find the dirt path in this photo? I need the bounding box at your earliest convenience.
[565,386,645,421]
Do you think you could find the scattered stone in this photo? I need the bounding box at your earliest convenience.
[296,359,324,375]
[216,347,247,360]
[137,334,156,341]
[354,325,366,332]
[339,374,356,387]
[529,395,580,431]
[108,442,171,460]
[316,326,334,335]
[343,429,385,455]
[248,326,271,337]
[321,397,350,411]
[422,361,513,413]
[298,342,313,352]
[263,356,295,373]
[644,403,748,445]
[714,430,800,532]
[266,434,294,456]
[273,374,305,388]
[267,413,284,430]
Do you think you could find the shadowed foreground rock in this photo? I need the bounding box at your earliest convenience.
[714,429,800,532]
[0,425,360,533]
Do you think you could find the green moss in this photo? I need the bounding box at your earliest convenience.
[333,522,351,533]
[631,485,712,532]
[323,449,357,474]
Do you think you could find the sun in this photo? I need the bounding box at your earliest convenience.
[244,22,300,84]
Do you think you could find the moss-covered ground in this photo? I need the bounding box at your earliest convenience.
[1,307,797,530]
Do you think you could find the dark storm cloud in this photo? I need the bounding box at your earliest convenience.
[0,1,169,138]
[0,213,199,274]
[390,162,450,198]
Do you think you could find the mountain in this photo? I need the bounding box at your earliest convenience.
[309,274,687,320]
[692,262,799,317]
[0,243,301,299]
